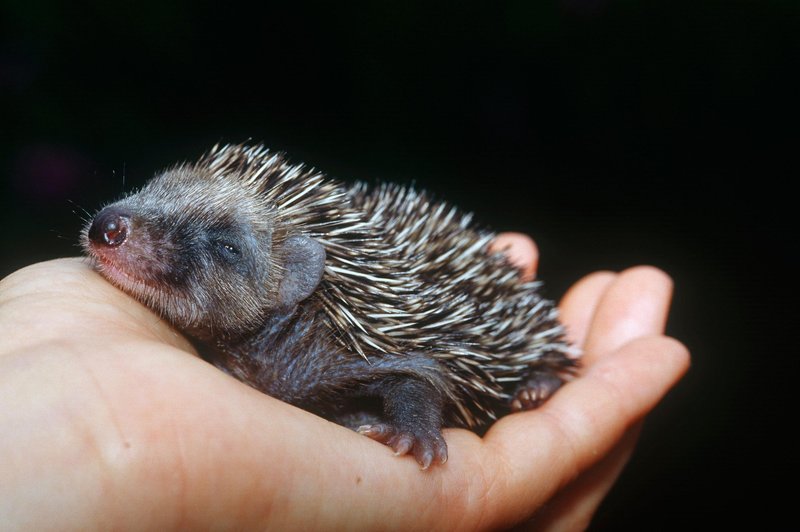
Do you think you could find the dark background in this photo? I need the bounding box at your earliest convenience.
[1,1,796,528]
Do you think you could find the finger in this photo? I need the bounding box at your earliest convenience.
[489,233,539,281]
[582,266,673,365]
[558,271,617,347]
[523,423,643,531]
[512,267,673,528]
[483,334,689,528]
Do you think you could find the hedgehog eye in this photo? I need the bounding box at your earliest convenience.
[215,240,240,259]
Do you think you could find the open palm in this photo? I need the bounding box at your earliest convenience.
[0,236,687,530]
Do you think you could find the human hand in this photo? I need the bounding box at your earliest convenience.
[0,236,687,530]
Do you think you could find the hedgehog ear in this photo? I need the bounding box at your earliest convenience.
[277,235,326,308]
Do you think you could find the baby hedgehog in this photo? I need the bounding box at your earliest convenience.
[82,143,576,469]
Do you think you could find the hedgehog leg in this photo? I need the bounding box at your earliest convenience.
[357,376,448,470]
[510,370,565,412]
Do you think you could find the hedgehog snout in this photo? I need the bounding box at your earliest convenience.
[88,207,131,247]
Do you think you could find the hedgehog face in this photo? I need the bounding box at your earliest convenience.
[83,168,278,339]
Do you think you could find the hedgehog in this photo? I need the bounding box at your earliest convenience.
[82,143,576,469]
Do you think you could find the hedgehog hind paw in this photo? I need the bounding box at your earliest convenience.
[510,371,565,412]
[358,423,448,470]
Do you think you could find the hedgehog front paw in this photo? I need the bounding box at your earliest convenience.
[358,423,448,470]
[510,370,564,411]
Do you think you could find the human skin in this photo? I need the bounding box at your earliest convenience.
[0,234,688,530]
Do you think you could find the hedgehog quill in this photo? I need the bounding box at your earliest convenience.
[82,144,576,469]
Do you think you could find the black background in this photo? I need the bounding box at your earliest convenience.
[1,1,796,529]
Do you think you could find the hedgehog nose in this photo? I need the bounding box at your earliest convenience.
[88,207,131,247]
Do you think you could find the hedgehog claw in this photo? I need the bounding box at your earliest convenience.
[511,371,564,412]
[357,423,392,440]
[389,433,414,456]
[357,423,448,469]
